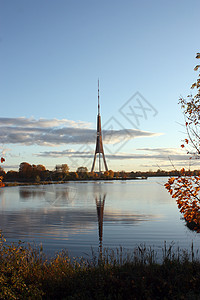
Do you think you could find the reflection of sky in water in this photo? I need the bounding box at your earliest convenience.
[0,178,199,258]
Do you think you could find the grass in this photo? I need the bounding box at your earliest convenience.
[1,232,200,299]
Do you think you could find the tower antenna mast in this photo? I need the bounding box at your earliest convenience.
[98,79,100,115]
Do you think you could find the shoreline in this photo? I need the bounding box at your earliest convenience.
[3,176,148,187]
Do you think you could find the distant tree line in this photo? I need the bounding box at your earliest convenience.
[0,162,200,183]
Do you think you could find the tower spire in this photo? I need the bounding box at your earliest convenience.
[98,79,100,115]
[91,80,108,173]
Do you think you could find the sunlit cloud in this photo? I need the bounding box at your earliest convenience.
[133,147,190,161]
[2,165,19,171]
[35,147,189,163]
[35,149,93,158]
[0,117,91,128]
[0,117,160,146]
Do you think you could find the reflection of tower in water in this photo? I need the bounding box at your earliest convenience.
[95,194,106,254]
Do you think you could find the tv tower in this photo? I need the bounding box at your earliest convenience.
[91,80,108,173]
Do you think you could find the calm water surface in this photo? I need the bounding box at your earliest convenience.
[0,177,199,258]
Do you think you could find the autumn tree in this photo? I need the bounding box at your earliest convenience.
[76,167,88,179]
[165,169,200,231]
[19,162,47,181]
[69,172,79,180]
[19,162,33,180]
[0,166,5,177]
[114,171,120,178]
[108,170,114,178]
[36,164,46,172]
[0,159,5,187]
[103,171,109,178]
[88,171,98,179]
[0,162,5,187]
[31,164,46,182]
[179,52,200,154]
[165,53,200,230]
[61,164,69,173]
[6,171,19,182]
[55,164,69,173]
[0,176,4,187]
[76,167,88,173]
[104,170,114,179]
[120,170,127,179]
[54,164,70,181]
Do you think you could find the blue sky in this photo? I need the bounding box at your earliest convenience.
[0,0,199,172]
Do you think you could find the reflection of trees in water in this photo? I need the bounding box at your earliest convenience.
[0,188,4,196]
[19,187,45,199]
[0,209,96,240]
[44,186,76,207]
[19,185,76,207]
[0,189,6,209]
[1,184,157,257]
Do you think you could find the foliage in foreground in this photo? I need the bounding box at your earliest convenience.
[165,168,200,231]
[1,233,200,299]
[165,53,200,230]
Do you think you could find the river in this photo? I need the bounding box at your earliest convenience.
[0,177,199,258]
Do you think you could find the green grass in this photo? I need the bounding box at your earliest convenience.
[1,232,200,299]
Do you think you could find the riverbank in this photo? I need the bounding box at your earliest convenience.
[3,176,148,187]
[0,236,200,299]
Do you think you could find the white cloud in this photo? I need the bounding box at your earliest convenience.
[0,117,160,146]
[0,117,91,128]
[35,147,189,163]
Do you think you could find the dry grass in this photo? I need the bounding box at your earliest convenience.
[1,232,200,299]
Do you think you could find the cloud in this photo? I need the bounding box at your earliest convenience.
[133,148,190,161]
[103,129,161,144]
[35,149,93,158]
[0,117,160,146]
[0,147,11,156]
[2,165,19,171]
[35,147,191,164]
[0,117,91,128]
